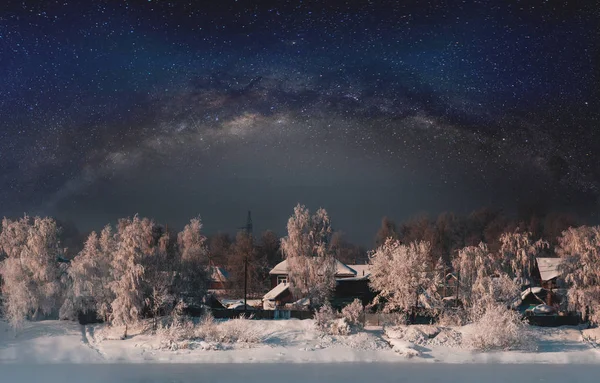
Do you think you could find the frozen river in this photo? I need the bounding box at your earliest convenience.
[2,363,598,383]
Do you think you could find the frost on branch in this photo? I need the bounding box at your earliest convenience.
[466,303,534,351]
[108,215,155,332]
[280,204,336,309]
[368,238,441,314]
[0,216,64,329]
[470,273,520,321]
[452,243,495,308]
[557,225,600,323]
[499,230,548,286]
[176,217,210,307]
[341,298,364,328]
[61,226,116,322]
[314,302,351,336]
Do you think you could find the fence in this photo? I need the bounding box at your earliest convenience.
[364,311,438,326]
[210,308,313,320]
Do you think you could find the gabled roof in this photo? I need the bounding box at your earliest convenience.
[536,257,561,281]
[209,266,229,282]
[347,264,371,278]
[269,259,357,277]
[263,282,290,300]
[269,260,289,275]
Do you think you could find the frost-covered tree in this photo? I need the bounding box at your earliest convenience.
[498,230,548,286]
[452,243,496,308]
[470,273,520,320]
[109,215,155,333]
[145,230,177,331]
[369,238,441,314]
[0,216,64,329]
[176,217,209,305]
[557,225,600,323]
[60,226,115,321]
[280,204,336,309]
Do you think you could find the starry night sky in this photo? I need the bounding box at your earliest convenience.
[1,0,598,245]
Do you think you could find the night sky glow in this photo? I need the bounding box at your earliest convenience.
[1,0,598,244]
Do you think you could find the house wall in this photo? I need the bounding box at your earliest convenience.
[271,274,287,289]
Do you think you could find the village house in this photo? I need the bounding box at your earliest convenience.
[262,259,374,310]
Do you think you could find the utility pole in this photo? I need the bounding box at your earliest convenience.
[239,211,253,315]
[244,254,248,315]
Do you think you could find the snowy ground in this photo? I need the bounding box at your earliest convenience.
[1,319,600,365]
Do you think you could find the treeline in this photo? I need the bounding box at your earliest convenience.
[0,205,585,330]
[374,208,577,265]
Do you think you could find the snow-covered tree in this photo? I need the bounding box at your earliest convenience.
[280,204,336,309]
[470,273,520,320]
[452,243,496,308]
[498,230,548,285]
[176,217,209,305]
[0,216,64,329]
[557,225,600,323]
[109,215,155,333]
[144,229,177,331]
[60,226,115,321]
[369,238,441,314]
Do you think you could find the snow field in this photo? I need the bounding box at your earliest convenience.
[2,319,600,365]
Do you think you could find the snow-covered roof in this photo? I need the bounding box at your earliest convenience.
[269,260,289,275]
[269,259,357,277]
[335,260,358,276]
[228,302,256,310]
[521,286,546,301]
[209,266,229,282]
[536,257,561,281]
[347,264,371,278]
[263,282,290,300]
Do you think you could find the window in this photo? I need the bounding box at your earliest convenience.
[277,276,288,285]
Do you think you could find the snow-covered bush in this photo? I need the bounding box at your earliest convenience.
[218,315,264,343]
[157,318,196,350]
[329,318,351,336]
[466,303,534,351]
[437,309,467,327]
[314,302,337,333]
[314,302,360,336]
[195,311,219,340]
[341,299,364,328]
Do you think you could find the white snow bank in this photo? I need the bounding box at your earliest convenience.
[387,339,421,358]
[3,319,600,365]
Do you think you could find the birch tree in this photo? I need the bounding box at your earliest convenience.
[176,217,209,306]
[369,238,441,314]
[109,216,155,334]
[452,243,496,308]
[280,204,336,309]
[60,226,115,321]
[0,216,64,329]
[557,225,600,323]
[499,230,548,286]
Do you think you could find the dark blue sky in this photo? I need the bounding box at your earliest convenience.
[0,0,598,245]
